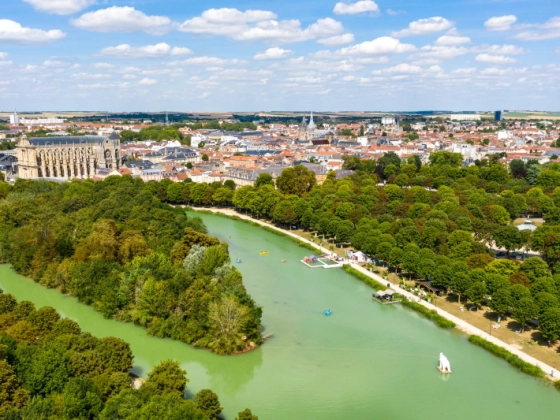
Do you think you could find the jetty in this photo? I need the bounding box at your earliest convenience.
[372,289,402,305]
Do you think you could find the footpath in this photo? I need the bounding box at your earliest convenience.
[201,207,558,381]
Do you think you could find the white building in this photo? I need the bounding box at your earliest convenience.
[381,117,396,125]
[9,110,19,125]
[449,114,481,121]
[20,117,65,125]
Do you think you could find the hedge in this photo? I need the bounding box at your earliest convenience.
[343,265,388,291]
[468,335,544,378]
[401,299,456,329]
[555,381,560,392]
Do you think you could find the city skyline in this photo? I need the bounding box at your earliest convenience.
[0,0,559,111]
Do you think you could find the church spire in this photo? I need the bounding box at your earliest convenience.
[308,111,315,131]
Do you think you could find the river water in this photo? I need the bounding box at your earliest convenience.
[1,212,559,419]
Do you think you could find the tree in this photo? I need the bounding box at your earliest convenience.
[494,225,523,254]
[208,296,249,354]
[194,389,222,419]
[539,308,560,343]
[513,297,538,332]
[275,165,317,196]
[62,377,104,420]
[489,287,513,317]
[466,282,487,308]
[450,273,473,304]
[520,257,551,282]
[236,408,259,420]
[96,337,133,374]
[254,173,274,188]
[202,154,209,162]
[0,360,28,414]
[142,360,188,396]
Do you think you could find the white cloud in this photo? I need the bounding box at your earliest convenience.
[138,78,157,85]
[71,6,173,35]
[409,45,468,64]
[333,1,379,15]
[514,17,560,40]
[475,54,516,64]
[393,17,453,37]
[386,9,405,16]
[338,36,416,56]
[179,8,343,43]
[317,33,355,45]
[383,63,422,74]
[435,28,470,45]
[471,44,524,55]
[22,0,96,15]
[484,15,517,31]
[254,47,292,60]
[97,43,191,58]
[480,67,508,75]
[171,56,246,67]
[0,19,66,43]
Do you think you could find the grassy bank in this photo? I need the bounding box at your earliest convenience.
[343,265,388,291]
[189,208,320,253]
[401,299,456,329]
[468,336,545,378]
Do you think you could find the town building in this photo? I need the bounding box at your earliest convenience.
[17,133,120,179]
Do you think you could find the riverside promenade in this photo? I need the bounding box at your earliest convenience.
[202,207,558,381]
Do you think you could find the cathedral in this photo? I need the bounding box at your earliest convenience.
[299,112,316,141]
[17,133,121,179]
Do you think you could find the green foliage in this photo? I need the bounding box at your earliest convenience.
[237,408,259,420]
[142,360,188,396]
[0,178,261,354]
[400,299,456,328]
[467,336,544,377]
[194,389,222,419]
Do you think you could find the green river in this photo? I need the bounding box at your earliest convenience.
[1,212,560,419]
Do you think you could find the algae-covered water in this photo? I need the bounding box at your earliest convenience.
[1,212,559,419]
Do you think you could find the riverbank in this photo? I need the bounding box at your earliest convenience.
[192,206,559,384]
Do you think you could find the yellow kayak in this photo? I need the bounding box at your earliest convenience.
[259,251,269,255]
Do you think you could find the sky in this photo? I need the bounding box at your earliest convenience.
[0,0,559,112]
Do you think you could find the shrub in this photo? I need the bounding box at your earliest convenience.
[343,265,388,290]
[401,299,456,329]
[468,336,544,378]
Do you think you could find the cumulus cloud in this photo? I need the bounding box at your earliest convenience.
[71,6,173,35]
[337,36,416,56]
[171,56,246,67]
[22,0,96,15]
[0,19,66,43]
[409,45,468,64]
[254,47,292,60]
[333,1,379,15]
[435,28,470,45]
[471,44,524,55]
[138,78,157,85]
[97,43,191,58]
[514,17,560,40]
[382,63,422,74]
[317,33,355,45]
[484,15,517,31]
[392,17,453,37]
[475,54,516,64]
[179,8,343,43]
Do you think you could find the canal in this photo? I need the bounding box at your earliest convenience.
[1,212,559,419]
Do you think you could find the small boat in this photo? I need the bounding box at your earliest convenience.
[259,251,269,255]
[236,259,242,263]
[324,309,332,316]
[437,352,452,374]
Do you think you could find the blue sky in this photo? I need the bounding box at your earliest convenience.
[0,0,559,112]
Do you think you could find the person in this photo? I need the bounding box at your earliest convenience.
[551,369,554,377]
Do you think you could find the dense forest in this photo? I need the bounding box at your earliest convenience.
[0,291,258,419]
[162,152,560,343]
[0,177,262,355]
